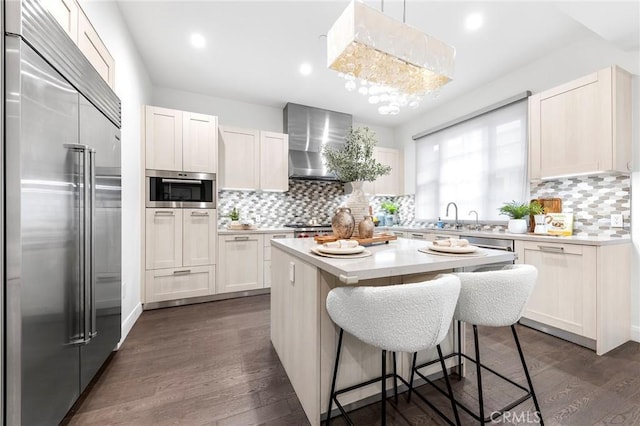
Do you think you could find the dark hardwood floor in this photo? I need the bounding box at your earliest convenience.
[66,294,640,425]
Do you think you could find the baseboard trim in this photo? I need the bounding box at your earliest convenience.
[632,325,640,342]
[117,302,143,350]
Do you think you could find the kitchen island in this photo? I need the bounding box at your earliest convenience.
[270,237,515,425]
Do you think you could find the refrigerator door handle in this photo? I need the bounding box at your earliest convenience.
[66,143,90,345]
[88,149,98,339]
[64,143,92,152]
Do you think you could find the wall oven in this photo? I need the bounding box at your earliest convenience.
[146,170,216,208]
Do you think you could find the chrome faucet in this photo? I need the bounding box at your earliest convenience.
[446,202,461,229]
[469,210,479,230]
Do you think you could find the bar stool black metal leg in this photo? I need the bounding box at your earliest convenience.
[473,325,485,426]
[437,344,461,426]
[393,352,398,404]
[326,328,344,426]
[381,350,387,426]
[457,320,463,380]
[511,325,544,426]
[408,352,417,403]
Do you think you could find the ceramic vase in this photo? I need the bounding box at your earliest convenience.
[331,207,355,239]
[345,181,369,236]
[507,218,528,234]
[358,215,375,239]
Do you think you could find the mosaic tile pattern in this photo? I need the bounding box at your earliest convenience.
[217,174,630,237]
[531,174,630,237]
[218,180,347,227]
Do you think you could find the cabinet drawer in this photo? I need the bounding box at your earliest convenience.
[264,232,293,247]
[145,265,215,303]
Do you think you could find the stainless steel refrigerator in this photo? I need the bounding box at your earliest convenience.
[4,0,122,424]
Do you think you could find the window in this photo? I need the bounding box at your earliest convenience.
[415,100,528,221]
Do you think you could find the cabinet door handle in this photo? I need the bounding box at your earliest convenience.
[191,211,209,216]
[434,235,450,240]
[154,211,175,215]
[272,234,287,239]
[411,233,424,239]
[234,236,250,241]
[538,245,564,253]
[173,269,191,275]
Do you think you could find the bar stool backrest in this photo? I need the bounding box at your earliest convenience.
[453,264,538,327]
[326,275,461,353]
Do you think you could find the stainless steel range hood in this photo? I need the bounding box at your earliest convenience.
[284,102,352,180]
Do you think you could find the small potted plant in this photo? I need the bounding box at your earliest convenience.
[229,207,240,222]
[381,201,399,226]
[498,201,540,234]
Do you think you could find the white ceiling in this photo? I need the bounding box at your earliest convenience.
[115,1,640,127]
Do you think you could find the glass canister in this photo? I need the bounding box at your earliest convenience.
[358,215,375,239]
[331,207,355,239]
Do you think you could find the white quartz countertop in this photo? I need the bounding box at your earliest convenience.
[218,227,294,235]
[271,237,515,284]
[381,227,630,246]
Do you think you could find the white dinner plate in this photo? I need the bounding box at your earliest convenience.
[315,245,365,255]
[426,243,478,254]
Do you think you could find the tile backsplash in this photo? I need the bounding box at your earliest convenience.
[218,174,630,237]
[530,174,630,237]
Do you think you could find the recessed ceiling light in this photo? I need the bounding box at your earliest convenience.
[299,63,312,76]
[190,33,206,49]
[465,13,484,31]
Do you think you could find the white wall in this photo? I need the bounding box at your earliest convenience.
[395,32,640,341]
[80,1,153,344]
[152,87,394,144]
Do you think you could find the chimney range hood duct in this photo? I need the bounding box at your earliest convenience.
[284,102,352,181]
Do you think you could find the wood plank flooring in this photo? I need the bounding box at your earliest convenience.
[65,294,640,425]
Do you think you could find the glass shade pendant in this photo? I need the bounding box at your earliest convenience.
[327,0,455,115]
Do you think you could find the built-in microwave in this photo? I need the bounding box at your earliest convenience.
[146,170,216,208]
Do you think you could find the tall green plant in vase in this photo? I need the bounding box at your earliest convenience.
[323,127,391,236]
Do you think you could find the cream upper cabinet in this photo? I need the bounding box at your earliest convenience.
[260,131,289,191]
[218,234,264,293]
[42,0,115,88]
[363,147,403,196]
[145,209,183,270]
[515,240,630,355]
[219,126,289,191]
[145,106,217,173]
[145,106,183,171]
[183,112,218,173]
[42,0,78,42]
[182,209,216,267]
[529,65,632,180]
[219,126,260,190]
[77,5,115,88]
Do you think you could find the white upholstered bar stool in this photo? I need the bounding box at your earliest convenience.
[325,275,462,426]
[412,264,543,425]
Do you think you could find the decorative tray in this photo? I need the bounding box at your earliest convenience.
[313,233,397,247]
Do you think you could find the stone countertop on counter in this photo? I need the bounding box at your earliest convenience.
[271,237,515,284]
[378,226,630,246]
[218,227,294,235]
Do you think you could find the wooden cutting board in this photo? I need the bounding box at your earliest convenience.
[529,198,562,231]
[314,233,397,246]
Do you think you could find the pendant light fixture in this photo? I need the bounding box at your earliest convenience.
[327,0,455,115]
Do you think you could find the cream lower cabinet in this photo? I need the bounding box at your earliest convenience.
[515,240,630,355]
[263,232,294,288]
[145,208,217,303]
[217,234,264,293]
